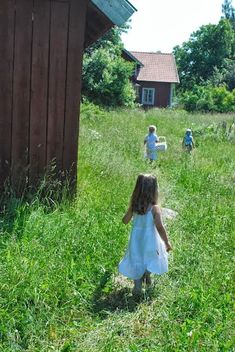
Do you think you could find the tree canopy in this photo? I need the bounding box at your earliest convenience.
[82,45,135,107]
[82,25,136,107]
[172,1,235,112]
[173,19,235,91]
[222,0,235,29]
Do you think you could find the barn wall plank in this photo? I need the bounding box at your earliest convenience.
[11,0,33,190]
[29,0,50,184]
[47,1,69,174]
[63,0,87,184]
[0,0,15,187]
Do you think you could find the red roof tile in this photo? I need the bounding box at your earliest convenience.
[130,51,179,83]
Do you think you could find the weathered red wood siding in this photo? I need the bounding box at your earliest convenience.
[11,0,33,189]
[138,82,171,108]
[29,0,50,183]
[0,0,87,191]
[0,0,15,188]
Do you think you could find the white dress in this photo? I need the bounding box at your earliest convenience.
[119,208,168,280]
[144,133,159,160]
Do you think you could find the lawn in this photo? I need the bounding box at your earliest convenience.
[0,107,234,351]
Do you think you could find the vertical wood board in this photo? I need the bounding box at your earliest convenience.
[11,0,33,188]
[47,1,69,173]
[0,0,15,186]
[29,0,50,183]
[63,0,87,181]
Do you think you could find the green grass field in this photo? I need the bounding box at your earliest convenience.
[0,108,234,351]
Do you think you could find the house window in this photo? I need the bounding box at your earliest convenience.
[142,88,155,105]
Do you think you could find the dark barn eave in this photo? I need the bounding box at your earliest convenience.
[85,0,137,48]
[85,2,113,47]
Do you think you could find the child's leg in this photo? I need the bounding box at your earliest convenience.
[133,278,142,294]
[186,145,192,153]
[142,271,152,285]
[145,270,152,286]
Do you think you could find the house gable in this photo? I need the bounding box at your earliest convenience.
[123,51,179,108]
[130,51,179,83]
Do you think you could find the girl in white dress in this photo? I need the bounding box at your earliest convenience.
[119,174,172,295]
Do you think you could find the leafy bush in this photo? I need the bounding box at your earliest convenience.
[80,100,107,121]
[212,85,235,112]
[180,85,235,112]
[82,46,136,108]
[196,88,214,112]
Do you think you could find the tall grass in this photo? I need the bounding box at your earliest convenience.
[0,108,234,351]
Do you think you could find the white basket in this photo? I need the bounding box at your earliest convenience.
[156,136,167,151]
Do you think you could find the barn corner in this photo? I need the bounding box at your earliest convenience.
[0,0,136,195]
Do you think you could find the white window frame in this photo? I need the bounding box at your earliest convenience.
[142,88,155,105]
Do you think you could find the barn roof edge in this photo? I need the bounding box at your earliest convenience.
[90,0,137,26]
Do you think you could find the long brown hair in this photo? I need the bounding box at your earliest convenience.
[130,174,158,215]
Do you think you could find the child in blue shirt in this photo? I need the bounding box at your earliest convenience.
[144,125,159,161]
[182,128,194,153]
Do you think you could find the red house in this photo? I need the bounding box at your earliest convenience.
[123,50,179,108]
[0,0,136,192]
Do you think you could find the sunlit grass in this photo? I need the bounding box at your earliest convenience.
[0,108,234,351]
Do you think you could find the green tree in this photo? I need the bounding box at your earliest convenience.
[222,0,235,29]
[173,19,234,91]
[209,58,235,90]
[82,45,135,107]
[82,24,136,107]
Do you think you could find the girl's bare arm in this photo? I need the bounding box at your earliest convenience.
[152,205,172,251]
[122,206,133,224]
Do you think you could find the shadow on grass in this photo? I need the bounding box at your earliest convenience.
[90,271,154,318]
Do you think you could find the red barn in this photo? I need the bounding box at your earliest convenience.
[0,0,136,192]
[123,50,180,108]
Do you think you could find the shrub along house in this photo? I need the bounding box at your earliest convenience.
[0,0,136,192]
[123,50,179,108]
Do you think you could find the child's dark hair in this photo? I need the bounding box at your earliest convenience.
[130,174,158,215]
